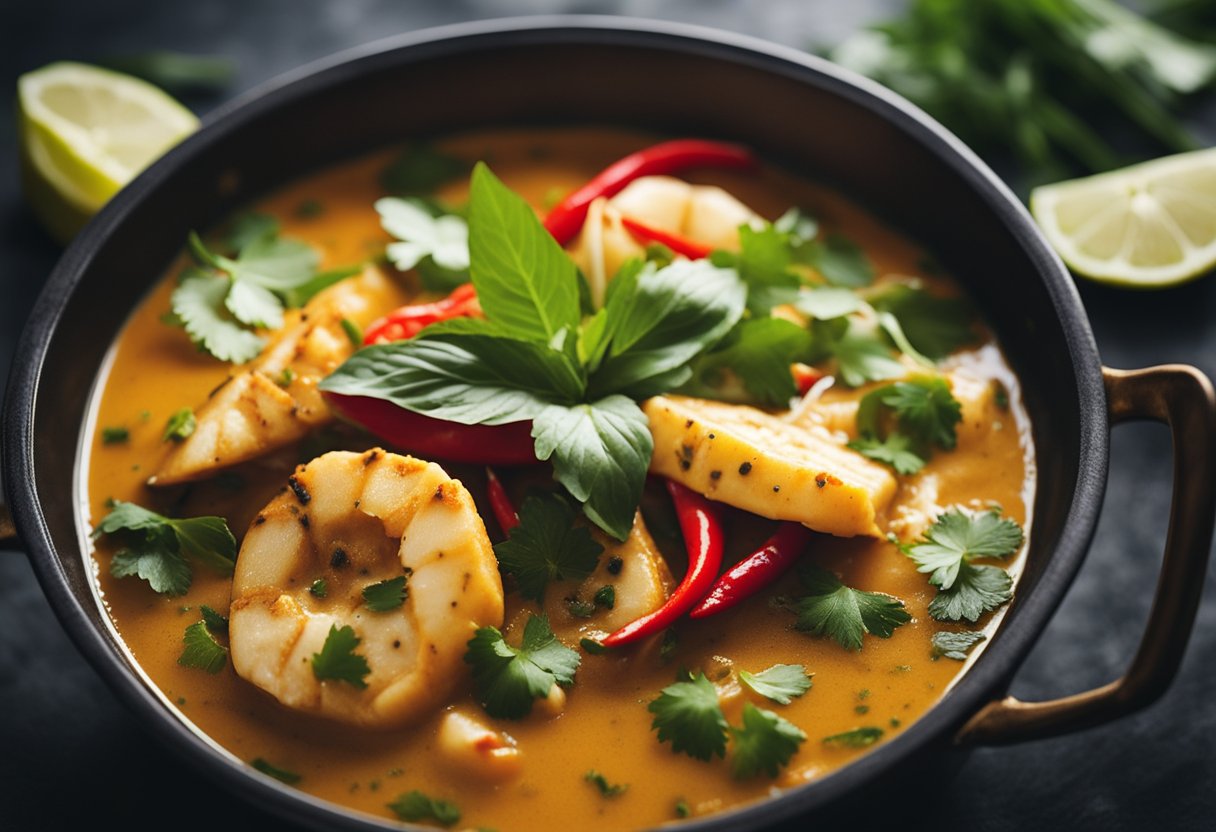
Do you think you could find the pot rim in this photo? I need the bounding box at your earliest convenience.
[1,15,1108,832]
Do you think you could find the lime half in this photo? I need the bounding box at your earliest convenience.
[1030,148,1216,289]
[18,61,199,242]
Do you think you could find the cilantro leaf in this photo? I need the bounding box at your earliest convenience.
[381,143,468,195]
[790,565,911,651]
[170,515,237,574]
[319,334,584,425]
[738,664,813,705]
[648,673,729,761]
[804,233,875,288]
[905,507,1024,590]
[170,273,266,364]
[178,620,227,673]
[111,533,192,596]
[280,265,363,309]
[822,726,884,748]
[251,757,301,785]
[225,277,285,329]
[848,434,926,475]
[362,575,409,612]
[682,317,814,407]
[859,377,962,451]
[387,790,461,827]
[97,501,236,595]
[162,407,196,442]
[310,624,371,689]
[870,284,975,359]
[200,604,229,635]
[468,163,581,342]
[376,196,470,276]
[729,703,806,778]
[931,630,987,661]
[928,563,1014,623]
[584,770,628,798]
[225,235,320,293]
[587,259,747,398]
[224,212,279,252]
[794,286,866,320]
[832,326,905,387]
[728,224,803,313]
[493,494,603,602]
[464,615,580,719]
[531,397,652,541]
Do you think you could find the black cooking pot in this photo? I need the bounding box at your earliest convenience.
[3,17,1214,832]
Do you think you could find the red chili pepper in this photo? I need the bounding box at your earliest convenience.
[689,522,812,619]
[543,139,758,246]
[325,393,538,464]
[620,217,713,260]
[363,283,482,345]
[601,480,725,648]
[485,467,519,535]
[792,364,825,396]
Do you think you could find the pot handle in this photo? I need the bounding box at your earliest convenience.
[0,502,16,549]
[956,364,1216,746]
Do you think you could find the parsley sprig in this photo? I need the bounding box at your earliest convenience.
[904,507,1024,622]
[784,564,911,651]
[94,500,236,596]
[464,614,580,719]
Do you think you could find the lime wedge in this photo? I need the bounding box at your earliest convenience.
[1030,148,1216,288]
[17,61,199,242]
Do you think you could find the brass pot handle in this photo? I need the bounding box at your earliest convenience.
[957,364,1216,746]
[0,502,16,549]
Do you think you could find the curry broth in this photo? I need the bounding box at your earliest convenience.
[83,128,1034,831]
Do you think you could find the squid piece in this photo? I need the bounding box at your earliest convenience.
[150,265,406,486]
[228,449,504,728]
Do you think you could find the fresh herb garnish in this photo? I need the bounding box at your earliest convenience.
[584,769,629,798]
[849,377,962,473]
[95,500,236,596]
[381,143,468,196]
[931,630,987,660]
[905,507,1023,622]
[593,584,615,609]
[386,790,461,827]
[200,604,228,635]
[823,726,884,748]
[362,575,409,612]
[580,637,609,655]
[648,672,729,761]
[323,164,747,539]
[101,426,129,444]
[309,578,328,598]
[729,703,806,778]
[311,624,371,689]
[464,614,580,719]
[162,407,196,442]
[738,664,813,705]
[804,233,875,288]
[786,564,911,651]
[251,757,302,785]
[376,197,470,290]
[869,284,975,359]
[682,316,815,406]
[178,620,227,673]
[493,494,602,602]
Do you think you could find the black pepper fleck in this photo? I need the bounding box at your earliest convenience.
[299,514,310,528]
[772,485,781,493]
[287,475,311,505]
[709,470,721,480]
[739,462,752,475]
[330,548,349,568]
[607,556,624,575]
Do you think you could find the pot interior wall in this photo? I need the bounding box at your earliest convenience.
[33,31,1082,670]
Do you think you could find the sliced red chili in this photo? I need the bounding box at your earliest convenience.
[543,139,757,246]
[689,522,812,619]
[620,217,713,260]
[485,467,519,535]
[325,393,537,464]
[792,365,825,396]
[362,283,481,345]
[600,480,725,648]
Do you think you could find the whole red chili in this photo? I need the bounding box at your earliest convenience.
[620,217,713,260]
[600,480,725,648]
[543,139,757,246]
[485,467,519,535]
[362,282,481,345]
[689,522,812,618]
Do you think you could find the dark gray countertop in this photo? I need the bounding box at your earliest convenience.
[2,2,1214,830]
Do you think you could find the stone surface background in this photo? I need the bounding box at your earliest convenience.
[1,2,1213,829]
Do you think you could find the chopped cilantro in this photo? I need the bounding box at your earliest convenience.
[804,233,875,288]
[931,630,987,660]
[738,664,813,705]
[251,757,301,784]
[647,673,729,761]
[101,426,129,444]
[178,620,227,673]
[311,624,371,689]
[584,769,628,797]
[387,790,461,827]
[96,500,236,596]
[823,726,884,748]
[362,575,408,612]
[832,326,906,388]
[309,578,328,598]
[162,407,196,442]
[682,317,814,406]
[675,799,691,818]
[593,585,615,609]
[788,565,910,651]
[905,507,1023,622]
[566,597,595,618]
[464,615,580,719]
[580,637,609,655]
[729,703,806,778]
[493,494,602,603]
[850,377,962,472]
[848,433,926,475]
[869,283,975,359]
[200,604,228,635]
